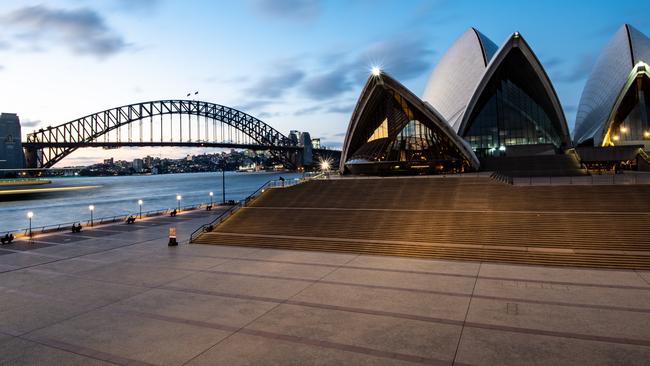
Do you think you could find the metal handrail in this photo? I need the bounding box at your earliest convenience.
[189,174,324,243]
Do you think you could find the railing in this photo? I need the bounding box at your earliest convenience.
[2,202,211,238]
[189,174,323,243]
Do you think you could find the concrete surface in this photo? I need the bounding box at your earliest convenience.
[0,209,649,365]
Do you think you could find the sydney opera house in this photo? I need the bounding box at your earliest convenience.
[340,24,650,175]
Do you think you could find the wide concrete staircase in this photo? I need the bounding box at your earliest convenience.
[193,176,650,269]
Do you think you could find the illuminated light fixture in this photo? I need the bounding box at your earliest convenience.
[612,135,620,141]
[513,31,520,39]
[27,211,34,219]
[371,66,382,77]
[644,131,650,138]
[620,126,628,133]
[88,205,95,227]
[320,160,330,171]
[499,145,506,151]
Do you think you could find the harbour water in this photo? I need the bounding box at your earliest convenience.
[0,171,301,232]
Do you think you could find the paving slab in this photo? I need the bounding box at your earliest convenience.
[474,277,650,310]
[455,326,650,366]
[466,297,650,343]
[480,263,650,287]
[323,266,477,294]
[114,288,276,328]
[247,303,461,363]
[185,332,424,366]
[29,234,90,244]
[292,282,470,321]
[168,270,313,300]
[31,308,231,366]
[75,261,194,287]
[247,248,357,266]
[345,255,480,276]
[0,336,113,366]
[213,258,336,281]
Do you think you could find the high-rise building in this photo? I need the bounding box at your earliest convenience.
[0,113,24,170]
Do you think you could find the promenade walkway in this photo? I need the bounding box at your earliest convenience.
[1,201,650,365]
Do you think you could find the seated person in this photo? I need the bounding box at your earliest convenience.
[126,215,136,224]
[1,233,14,244]
[206,205,212,211]
[170,209,177,217]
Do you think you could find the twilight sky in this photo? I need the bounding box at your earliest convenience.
[1,0,649,166]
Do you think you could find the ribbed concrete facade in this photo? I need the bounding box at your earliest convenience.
[422,28,498,133]
[574,24,650,146]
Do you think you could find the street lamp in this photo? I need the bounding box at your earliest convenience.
[27,211,33,238]
[176,195,182,211]
[209,192,213,206]
[138,199,143,218]
[88,205,94,226]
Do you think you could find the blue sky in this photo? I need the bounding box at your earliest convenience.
[1,0,649,165]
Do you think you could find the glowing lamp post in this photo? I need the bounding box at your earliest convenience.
[138,200,143,218]
[88,205,95,226]
[27,211,33,238]
[209,192,214,206]
[176,195,182,212]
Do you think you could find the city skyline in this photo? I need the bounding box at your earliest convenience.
[1,0,649,165]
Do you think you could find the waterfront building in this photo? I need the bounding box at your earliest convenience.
[0,113,24,170]
[339,71,479,175]
[455,31,572,157]
[574,24,650,149]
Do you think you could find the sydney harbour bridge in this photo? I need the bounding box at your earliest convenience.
[20,100,339,169]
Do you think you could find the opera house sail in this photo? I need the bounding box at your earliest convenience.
[422,28,498,133]
[457,32,571,157]
[340,71,479,175]
[574,24,650,148]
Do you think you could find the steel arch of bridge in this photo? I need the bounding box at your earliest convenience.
[25,100,296,168]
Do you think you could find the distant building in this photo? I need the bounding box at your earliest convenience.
[132,158,144,172]
[144,155,153,168]
[311,138,321,149]
[0,113,24,170]
[103,158,114,165]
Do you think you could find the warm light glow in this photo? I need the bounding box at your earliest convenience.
[371,66,381,76]
[27,211,33,218]
[88,205,95,211]
[320,160,331,171]
[620,126,628,133]
[138,199,143,205]
[209,192,213,196]
[644,131,650,138]
[612,135,620,141]
[176,195,182,201]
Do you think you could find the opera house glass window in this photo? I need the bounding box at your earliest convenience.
[464,49,564,157]
[349,90,459,165]
[605,71,650,145]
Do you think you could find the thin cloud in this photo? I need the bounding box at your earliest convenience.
[357,35,435,81]
[552,52,598,83]
[245,68,305,98]
[251,0,321,22]
[301,65,353,99]
[3,5,130,59]
[293,105,322,116]
[20,119,42,128]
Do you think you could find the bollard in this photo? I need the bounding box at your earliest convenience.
[168,227,178,246]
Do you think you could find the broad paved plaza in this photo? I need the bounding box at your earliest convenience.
[1,209,650,365]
